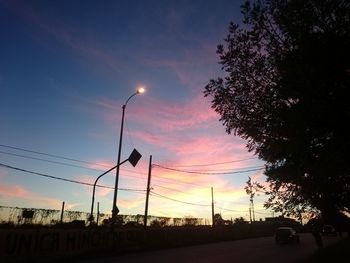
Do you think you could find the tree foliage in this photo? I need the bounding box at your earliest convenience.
[245,176,265,202]
[213,213,225,226]
[204,0,350,221]
[233,217,248,225]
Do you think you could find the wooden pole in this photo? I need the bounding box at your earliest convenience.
[144,155,152,229]
[60,201,65,224]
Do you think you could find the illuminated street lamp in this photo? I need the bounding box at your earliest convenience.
[111,87,145,221]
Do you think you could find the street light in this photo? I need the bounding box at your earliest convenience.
[111,87,145,221]
[89,149,142,225]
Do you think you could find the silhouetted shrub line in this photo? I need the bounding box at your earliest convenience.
[0,225,275,262]
[0,205,210,228]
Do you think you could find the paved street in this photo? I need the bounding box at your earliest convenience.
[77,234,342,263]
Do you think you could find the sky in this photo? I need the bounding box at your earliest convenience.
[0,0,271,223]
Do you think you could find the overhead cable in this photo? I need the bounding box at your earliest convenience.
[0,143,101,166]
[0,162,145,193]
[0,144,260,171]
[0,149,147,177]
[0,150,104,172]
[159,157,259,168]
[150,191,211,207]
[153,164,264,175]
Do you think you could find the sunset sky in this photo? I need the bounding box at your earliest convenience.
[0,0,271,223]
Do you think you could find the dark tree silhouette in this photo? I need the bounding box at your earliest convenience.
[204,0,350,222]
[213,213,225,226]
[233,217,248,225]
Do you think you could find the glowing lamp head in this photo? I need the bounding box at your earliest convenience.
[137,86,145,94]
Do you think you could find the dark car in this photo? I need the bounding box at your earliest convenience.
[275,227,300,244]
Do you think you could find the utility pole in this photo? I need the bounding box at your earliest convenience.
[211,187,214,227]
[96,202,100,226]
[144,155,152,229]
[251,197,255,222]
[247,178,255,223]
[249,207,252,224]
[60,201,65,224]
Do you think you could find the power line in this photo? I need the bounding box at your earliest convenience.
[254,210,271,215]
[152,174,207,187]
[0,143,104,167]
[152,184,190,194]
[0,144,260,171]
[0,150,104,172]
[0,143,264,187]
[158,157,259,168]
[153,185,258,207]
[153,164,265,175]
[0,158,265,215]
[215,206,247,213]
[0,162,145,193]
[0,149,148,178]
[150,191,211,207]
[173,165,264,173]
[148,177,206,187]
[165,165,264,174]
[150,191,257,215]
[152,168,263,188]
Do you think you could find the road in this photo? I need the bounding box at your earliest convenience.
[77,234,342,263]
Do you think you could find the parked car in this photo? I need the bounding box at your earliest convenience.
[275,227,300,244]
[321,225,337,236]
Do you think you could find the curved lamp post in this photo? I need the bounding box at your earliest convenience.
[89,148,142,224]
[112,87,145,221]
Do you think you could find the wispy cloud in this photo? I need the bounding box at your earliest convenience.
[80,92,261,217]
[142,44,220,91]
[0,183,63,209]
[92,94,219,133]
[118,197,145,210]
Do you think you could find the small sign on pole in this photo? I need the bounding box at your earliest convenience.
[128,148,142,167]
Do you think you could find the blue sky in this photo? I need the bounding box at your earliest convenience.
[0,0,270,222]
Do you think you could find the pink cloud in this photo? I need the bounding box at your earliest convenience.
[85,160,115,170]
[96,187,113,197]
[118,197,145,209]
[75,91,266,219]
[75,173,114,198]
[91,94,218,132]
[73,157,149,195]
[0,184,27,197]
[146,153,265,219]
[129,131,162,144]
[85,94,238,159]
[135,95,218,130]
[165,136,245,156]
[0,183,62,209]
[151,155,258,192]
[84,92,262,188]
[148,183,250,219]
